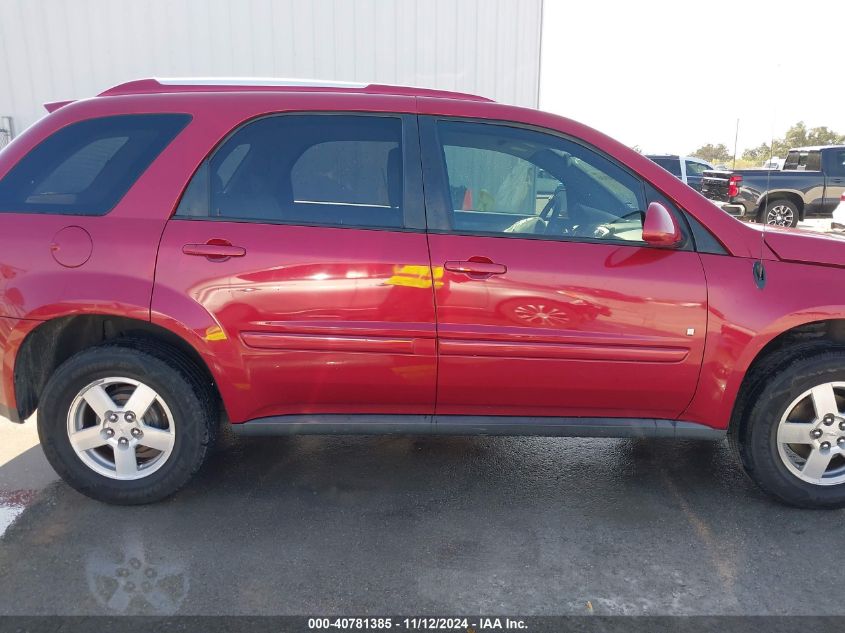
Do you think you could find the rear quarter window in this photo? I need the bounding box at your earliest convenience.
[0,114,190,215]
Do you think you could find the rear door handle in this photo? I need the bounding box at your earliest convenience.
[444,259,507,276]
[182,241,246,260]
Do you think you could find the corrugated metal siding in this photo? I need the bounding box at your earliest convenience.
[0,0,542,134]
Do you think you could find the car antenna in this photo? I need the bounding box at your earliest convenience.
[754,91,778,290]
[753,147,773,289]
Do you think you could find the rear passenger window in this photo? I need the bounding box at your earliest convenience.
[177,115,404,229]
[0,114,190,215]
[805,151,821,171]
[796,152,809,170]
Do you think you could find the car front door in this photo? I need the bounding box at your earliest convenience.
[153,113,437,423]
[420,117,708,421]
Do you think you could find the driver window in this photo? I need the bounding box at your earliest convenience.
[437,120,646,243]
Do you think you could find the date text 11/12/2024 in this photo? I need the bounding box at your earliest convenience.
[307,617,528,630]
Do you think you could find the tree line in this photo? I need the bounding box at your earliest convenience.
[690,122,845,164]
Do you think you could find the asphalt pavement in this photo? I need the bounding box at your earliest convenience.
[0,416,844,616]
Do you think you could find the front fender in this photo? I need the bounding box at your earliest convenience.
[684,255,845,429]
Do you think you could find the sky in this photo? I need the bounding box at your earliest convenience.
[539,0,845,156]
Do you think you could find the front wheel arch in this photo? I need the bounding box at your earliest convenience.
[736,351,845,507]
[728,320,845,462]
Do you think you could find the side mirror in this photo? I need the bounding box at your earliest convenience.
[642,202,683,247]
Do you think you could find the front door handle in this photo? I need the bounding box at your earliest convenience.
[183,240,246,260]
[444,259,507,276]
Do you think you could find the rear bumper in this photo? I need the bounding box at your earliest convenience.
[0,316,41,424]
[711,200,748,217]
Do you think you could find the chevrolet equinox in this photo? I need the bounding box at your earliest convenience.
[1,78,845,507]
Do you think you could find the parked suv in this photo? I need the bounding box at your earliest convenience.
[2,79,845,507]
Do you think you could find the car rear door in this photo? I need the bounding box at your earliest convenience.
[684,159,710,192]
[420,116,708,420]
[823,148,845,213]
[152,112,437,424]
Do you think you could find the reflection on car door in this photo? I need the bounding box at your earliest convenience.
[421,117,708,420]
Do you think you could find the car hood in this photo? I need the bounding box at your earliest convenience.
[761,226,845,268]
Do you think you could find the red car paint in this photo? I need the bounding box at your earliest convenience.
[2,80,845,431]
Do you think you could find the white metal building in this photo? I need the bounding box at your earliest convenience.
[0,0,543,141]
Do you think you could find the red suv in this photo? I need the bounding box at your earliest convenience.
[2,79,845,507]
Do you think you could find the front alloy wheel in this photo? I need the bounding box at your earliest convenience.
[736,349,845,508]
[776,383,845,485]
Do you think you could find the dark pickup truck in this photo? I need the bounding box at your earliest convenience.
[701,145,845,227]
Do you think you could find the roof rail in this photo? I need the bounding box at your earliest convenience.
[98,77,494,102]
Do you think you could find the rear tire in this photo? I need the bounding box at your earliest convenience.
[760,199,798,228]
[737,350,845,508]
[38,344,216,504]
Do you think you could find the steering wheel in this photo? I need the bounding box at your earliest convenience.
[617,210,645,223]
[500,185,570,236]
[574,209,644,240]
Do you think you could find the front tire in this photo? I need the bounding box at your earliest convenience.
[38,344,216,504]
[737,350,845,508]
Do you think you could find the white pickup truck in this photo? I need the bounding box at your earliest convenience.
[646,154,714,192]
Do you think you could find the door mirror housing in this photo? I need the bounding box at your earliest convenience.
[642,202,683,247]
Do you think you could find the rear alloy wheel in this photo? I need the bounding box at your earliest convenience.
[737,351,845,507]
[763,199,798,228]
[39,344,215,504]
[66,377,177,481]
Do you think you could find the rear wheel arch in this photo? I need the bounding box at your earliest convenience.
[757,192,804,222]
[13,314,223,422]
